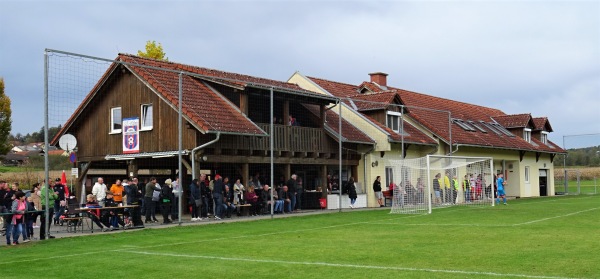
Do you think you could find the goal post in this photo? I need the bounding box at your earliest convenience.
[389,155,494,214]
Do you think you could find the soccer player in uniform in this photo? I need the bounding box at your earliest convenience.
[496,173,507,205]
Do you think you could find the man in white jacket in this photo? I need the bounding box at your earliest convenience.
[92,177,107,207]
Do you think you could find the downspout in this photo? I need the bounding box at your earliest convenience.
[191,132,221,180]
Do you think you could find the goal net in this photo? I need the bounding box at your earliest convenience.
[389,155,494,214]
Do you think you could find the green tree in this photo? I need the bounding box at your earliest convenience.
[137,40,168,60]
[0,78,12,154]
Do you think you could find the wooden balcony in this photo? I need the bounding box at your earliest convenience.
[217,124,335,154]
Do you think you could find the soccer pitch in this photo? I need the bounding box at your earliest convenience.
[3,195,599,278]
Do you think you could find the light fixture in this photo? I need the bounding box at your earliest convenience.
[201,155,208,162]
[371,160,378,167]
[115,157,135,161]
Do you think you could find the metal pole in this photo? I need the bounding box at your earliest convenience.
[448,111,452,155]
[43,49,50,238]
[426,155,432,214]
[338,100,342,212]
[178,72,183,224]
[490,159,495,207]
[401,105,404,159]
[563,135,567,193]
[270,87,274,219]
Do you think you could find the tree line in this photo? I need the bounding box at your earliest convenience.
[8,125,62,146]
[555,145,600,167]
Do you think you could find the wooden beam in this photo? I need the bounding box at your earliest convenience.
[535,152,541,162]
[550,153,556,163]
[519,150,526,162]
[206,155,360,165]
[402,144,410,159]
[76,161,93,201]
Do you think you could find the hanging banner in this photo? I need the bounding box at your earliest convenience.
[123,117,140,154]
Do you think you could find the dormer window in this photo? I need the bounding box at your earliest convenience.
[541,131,548,144]
[386,111,402,133]
[523,128,532,143]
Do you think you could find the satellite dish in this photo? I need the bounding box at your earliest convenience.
[58,134,78,152]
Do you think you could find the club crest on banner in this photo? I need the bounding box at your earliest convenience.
[123,117,140,154]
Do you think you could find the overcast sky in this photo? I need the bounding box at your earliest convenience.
[1,0,598,148]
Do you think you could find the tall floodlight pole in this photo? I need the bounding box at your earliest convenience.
[338,100,342,212]
[270,87,274,219]
[43,50,50,238]
[178,72,183,225]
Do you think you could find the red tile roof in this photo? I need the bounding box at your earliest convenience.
[307,76,565,154]
[54,54,371,146]
[303,104,374,144]
[119,55,265,135]
[349,92,398,111]
[492,114,533,129]
[532,117,553,132]
[361,115,437,145]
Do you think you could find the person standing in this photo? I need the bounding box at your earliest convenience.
[200,174,210,219]
[110,179,124,205]
[373,176,383,207]
[52,178,66,225]
[160,179,174,224]
[496,173,507,205]
[171,177,181,221]
[8,191,27,245]
[433,174,442,205]
[286,174,297,212]
[39,180,58,240]
[0,181,14,235]
[91,177,107,207]
[347,177,358,208]
[189,179,201,221]
[212,175,225,220]
[144,177,159,223]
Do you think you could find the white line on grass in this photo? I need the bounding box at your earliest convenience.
[121,250,582,279]
[512,207,600,226]
[368,222,509,227]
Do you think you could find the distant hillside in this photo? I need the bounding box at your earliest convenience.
[555,145,600,167]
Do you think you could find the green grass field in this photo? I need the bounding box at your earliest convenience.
[3,195,599,278]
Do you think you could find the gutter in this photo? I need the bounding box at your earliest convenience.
[191,132,221,180]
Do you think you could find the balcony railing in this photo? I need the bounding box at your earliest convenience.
[218,124,331,153]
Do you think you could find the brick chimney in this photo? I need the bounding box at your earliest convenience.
[369,72,388,87]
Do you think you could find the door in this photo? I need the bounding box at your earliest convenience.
[539,169,547,196]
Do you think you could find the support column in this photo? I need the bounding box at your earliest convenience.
[127,159,139,179]
[284,164,291,180]
[321,164,328,198]
[283,100,290,125]
[319,105,325,128]
[242,163,249,186]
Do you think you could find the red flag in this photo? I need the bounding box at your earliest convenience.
[61,170,69,197]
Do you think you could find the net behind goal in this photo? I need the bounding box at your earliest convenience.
[389,155,494,214]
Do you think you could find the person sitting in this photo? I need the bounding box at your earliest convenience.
[244,186,259,216]
[222,185,236,218]
[85,194,110,232]
[103,192,124,230]
[278,185,292,213]
[259,185,270,215]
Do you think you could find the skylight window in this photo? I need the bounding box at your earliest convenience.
[491,123,515,137]
[480,121,502,135]
[468,121,487,133]
[453,119,476,132]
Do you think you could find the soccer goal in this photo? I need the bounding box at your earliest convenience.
[389,155,494,214]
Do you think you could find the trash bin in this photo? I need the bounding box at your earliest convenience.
[319,198,327,209]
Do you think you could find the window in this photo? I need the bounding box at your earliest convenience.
[468,121,487,133]
[453,118,476,132]
[491,123,515,137]
[523,128,532,143]
[141,104,153,130]
[386,111,402,133]
[385,167,394,189]
[110,107,122,133]
[541,131,548,144]
[524,166,530,184]
[480,121,501,135]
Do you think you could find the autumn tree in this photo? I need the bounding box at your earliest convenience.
[137,40,168,60]
[0,78,12,154]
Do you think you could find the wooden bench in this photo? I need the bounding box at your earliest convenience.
[237,204,252,216]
